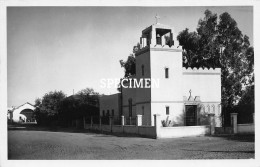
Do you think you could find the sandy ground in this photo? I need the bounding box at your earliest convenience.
[8,126,254,160]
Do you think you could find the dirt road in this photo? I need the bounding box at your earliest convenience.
[8,128,254,159]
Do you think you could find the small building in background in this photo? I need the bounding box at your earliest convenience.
[8,102,36,123]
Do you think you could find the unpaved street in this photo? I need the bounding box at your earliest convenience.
[8,128,254,160]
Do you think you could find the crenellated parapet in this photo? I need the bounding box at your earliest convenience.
[183,67,221,75]
[136,23,183,56]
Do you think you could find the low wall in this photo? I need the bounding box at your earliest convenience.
[138,126,156,138]
[238,124,254,134]
[84,123,156,138]
[123,125,137,134]
[159,126,210,138]
[101,125,111,132]
[85,124,91,130]
[215,127,233,134]
[112,125,123,133]
[92,124,100,131]
[84,115,215,139]
[85,124,100,131]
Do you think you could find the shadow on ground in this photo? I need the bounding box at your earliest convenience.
[181,149,255,154]
[7,124,149,139]
[212,134,255,142]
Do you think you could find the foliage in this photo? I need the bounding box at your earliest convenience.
[34,91,66,125]
[119,43,140,78]
[34,88,100,127]
[238,85,254,106]
[119,54,136,78]
[58,94,99,127]
[161,116,172,127]
[177,10,254,108]
[76,87,100,106]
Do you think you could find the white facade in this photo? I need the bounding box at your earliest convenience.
[99,23,221,127]
[11,102,36,123]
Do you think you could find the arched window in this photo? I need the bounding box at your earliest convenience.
[212,105,215,113]
[207,105,210,113]
[142,106,144,115]
[218,104,221,115]
[141,65,144,76]
[201,105,205,114]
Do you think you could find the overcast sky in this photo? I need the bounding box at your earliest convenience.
[7,6,253,107]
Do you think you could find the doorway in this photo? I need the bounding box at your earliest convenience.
[185,105,197,126]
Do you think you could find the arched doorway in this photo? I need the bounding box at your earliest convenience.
[20,109,35,122]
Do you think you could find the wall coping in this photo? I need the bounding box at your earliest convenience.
[160,125,209,129]
[183,67,221,74]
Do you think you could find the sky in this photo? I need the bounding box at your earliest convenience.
[7,6,253,107]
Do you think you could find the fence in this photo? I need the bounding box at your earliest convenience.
[215,112,255,134]
[112,116,121,125]
[84,114,215,139]
[125,117,136,125]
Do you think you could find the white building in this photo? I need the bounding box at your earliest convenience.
[8,102,36,123]
[100,23,221,127]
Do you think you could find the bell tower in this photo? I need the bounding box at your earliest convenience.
[135,20,184,125]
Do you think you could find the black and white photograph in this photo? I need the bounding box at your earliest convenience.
[0,0,259,166]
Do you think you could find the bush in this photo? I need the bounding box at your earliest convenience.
[161,116,172,127]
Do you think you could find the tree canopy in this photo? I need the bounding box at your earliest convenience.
[34,90,66,125]
[119,43,140,78]
[34,88,100,126]
[177,10,254,107]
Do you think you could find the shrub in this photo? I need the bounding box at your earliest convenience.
[161,116,172,127]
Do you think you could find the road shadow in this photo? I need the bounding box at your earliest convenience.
[181,148,255,154]
[8,124,152,139]
[212,134,255,142]
[8,124,93,134]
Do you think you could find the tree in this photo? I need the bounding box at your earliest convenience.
[76,87,100,106]
[177,10,254,108]
[119,43,140,78]
[34,90,66,125]
[57,88,100,127]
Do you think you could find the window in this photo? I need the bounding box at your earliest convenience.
[156,34,162,45]
[141,65,144,76]
[112,109,114,116]
[107,110,110,116]
[166,106,169,115]
[142,106,144,115]
[128,98,132,117]
[165,68,169,78]
[102,110,105,116]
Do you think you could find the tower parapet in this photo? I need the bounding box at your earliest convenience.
[136,23,182,56]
